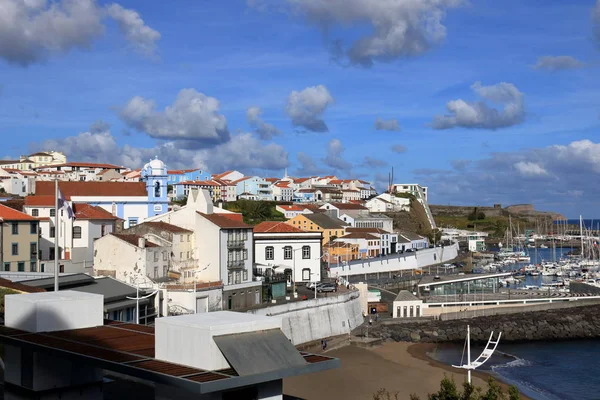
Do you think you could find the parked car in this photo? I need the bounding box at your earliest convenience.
[317,283,337,293]
[306,281,322,290]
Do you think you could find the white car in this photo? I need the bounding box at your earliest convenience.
[306,282,322,290]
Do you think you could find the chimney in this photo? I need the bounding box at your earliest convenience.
[138,237,146,248]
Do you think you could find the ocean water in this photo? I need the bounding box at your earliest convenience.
[429,340,600,400]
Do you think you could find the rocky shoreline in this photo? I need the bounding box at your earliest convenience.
[369,304,600,343]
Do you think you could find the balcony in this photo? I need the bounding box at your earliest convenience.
[228,260,245,269]
[227,239,245,249]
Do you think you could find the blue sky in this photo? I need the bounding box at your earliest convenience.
[1,0,599,216]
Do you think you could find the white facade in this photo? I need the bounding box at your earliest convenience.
[273,184,293,201]
[254,231,322,283]
[392,295,424,318]
[391,183,428,201]
[365,197,393,213]
[93,234,170,283]
[0,169,36,196]
[342,190,361,202]
[275,205,313,219]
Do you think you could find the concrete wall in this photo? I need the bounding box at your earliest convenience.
[247,290,363,345]
[329,243,458,278]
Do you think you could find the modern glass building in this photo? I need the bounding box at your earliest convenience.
[417,273,510,297]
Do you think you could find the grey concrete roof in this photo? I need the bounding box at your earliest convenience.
[69,276,138,302]
[394,290,420,302]
[303,213,348,229]
[21,273,94,289]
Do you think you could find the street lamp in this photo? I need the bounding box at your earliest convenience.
[126,275,158,325]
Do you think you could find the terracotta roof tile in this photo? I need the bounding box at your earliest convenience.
[277,205,305,211]
[140,221,192,233]
[212,170,234,179]
[197,212,252,229]
[36,162,123,169]
[73,203,119,220]
[254,221,306,233]
[167,169,199,175]
[110,233,159,248]
[35,181,147,197]
[340,232,379,240]
[0,204,37,221]
[24,195,54,207]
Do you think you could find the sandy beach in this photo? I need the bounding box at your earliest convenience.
[285,342,528,400]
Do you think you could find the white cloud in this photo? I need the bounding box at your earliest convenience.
[286,85,334,132]
[106,4,160,57]
[246,106,281,140]
[391,144,407,153]
[0,0,159,66]
[119,89,230,145]
[533,56,584,71]
[432,81,525,130]
[324,138,352,170]
[253,0,463,67]
[375,118,400,131]
[30,124,287,172]
[594,0,600,47]
[513,161,548,177]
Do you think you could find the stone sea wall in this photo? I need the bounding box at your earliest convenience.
[370,304,600,343]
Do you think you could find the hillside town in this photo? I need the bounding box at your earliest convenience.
[0,151,445,317]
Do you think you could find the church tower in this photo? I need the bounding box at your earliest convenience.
[141,157,168,217]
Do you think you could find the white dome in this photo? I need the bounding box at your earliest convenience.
[148,158,165,169]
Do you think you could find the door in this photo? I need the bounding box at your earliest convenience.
[396,307,401,318]
[410,306,414,317]
[196,297,208,313]
[227,296,232,310]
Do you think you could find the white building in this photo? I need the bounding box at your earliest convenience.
[253,221,322,284]
[392,290,424,318]
[94,233,170,282]
[346,227,399,256]
[272,182,294,201]
[335,232,381,258]
[275,205,313,219]
[399,231,429,250]
[34,162,127,181]
[391,183,428,202]
[341,189,361,202]
[23,197,118,273]
[212,170,244,182]
[0,168,37,196]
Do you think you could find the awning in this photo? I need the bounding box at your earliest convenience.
[213,329,306,376]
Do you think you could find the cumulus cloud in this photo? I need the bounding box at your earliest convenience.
[375,118,400,131]
[594,1,600,47]
[30,124,287,172]
[119,89,229,146]
[513,161,548,177]
[246,106,281,140]
[0,0,159,66]
[252,0,463,67]
[324,139,352,170]
[89,120,110,134]
[533,56,584,71]
[450,159,470,171]
[362,156,388,168]
[286,85,334,132]
[106,4,160,57]
[432,81,525,130]
[296,152,324,176]
[391,144,407,153]
[415,139,600,214]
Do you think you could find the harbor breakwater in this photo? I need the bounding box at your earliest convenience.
[369,304,600,343]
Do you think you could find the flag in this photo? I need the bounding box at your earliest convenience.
[57,188,74,219]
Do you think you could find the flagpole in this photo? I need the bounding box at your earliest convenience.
[54,178,59,292]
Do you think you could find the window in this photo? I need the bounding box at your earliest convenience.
[73,226,82,239]
[187,234,191,242]
[154,181,161,198]
[242,249,248,260]
[180,234,184,241]
[11,223,18,234]
[18,262,25,272]
[50,209,56,217]
[128,218,138,227]
[163,266,168,276]
[50,227,55,238]
[101,224,107,236]
[30,243,37,259]
[154,252,159,262]
[302,246,310,259]
[31,209,39,217]
[265,246,274,260]
[31,261,37,272]
[11,243,18,256]
[3,263,10,272]
[302,268,310,281]
[186,251,190,259]
[163,251,167,261]
[154,266,158,278]
[284,246,292,260]
[180,252,183,259]
[243,269,248,281]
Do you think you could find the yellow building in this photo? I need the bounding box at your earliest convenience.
[325,242,359,264]
[0,204,40,272]
[286,213,348,244]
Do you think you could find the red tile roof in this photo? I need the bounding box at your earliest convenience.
[24,195,54,207]
[139,221,192,233]
[274,183,290,188]
[329,179,343,185]
[277,205,305,211]
[254,221,306,233]
[167,169,199,175]
[35,162,124,169]
[231,176,252,184]
[175,180,218,186]
[340,232,379,240]
[197,212,252,229]
[35,181,147,197]
[0,204,37,221]
[73,203,119,220]
[212,170,234,179]
[264,178,278,183]
[294,177,310,183]
[110,233,159,248]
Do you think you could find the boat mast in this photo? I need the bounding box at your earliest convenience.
[580,215,584,260]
